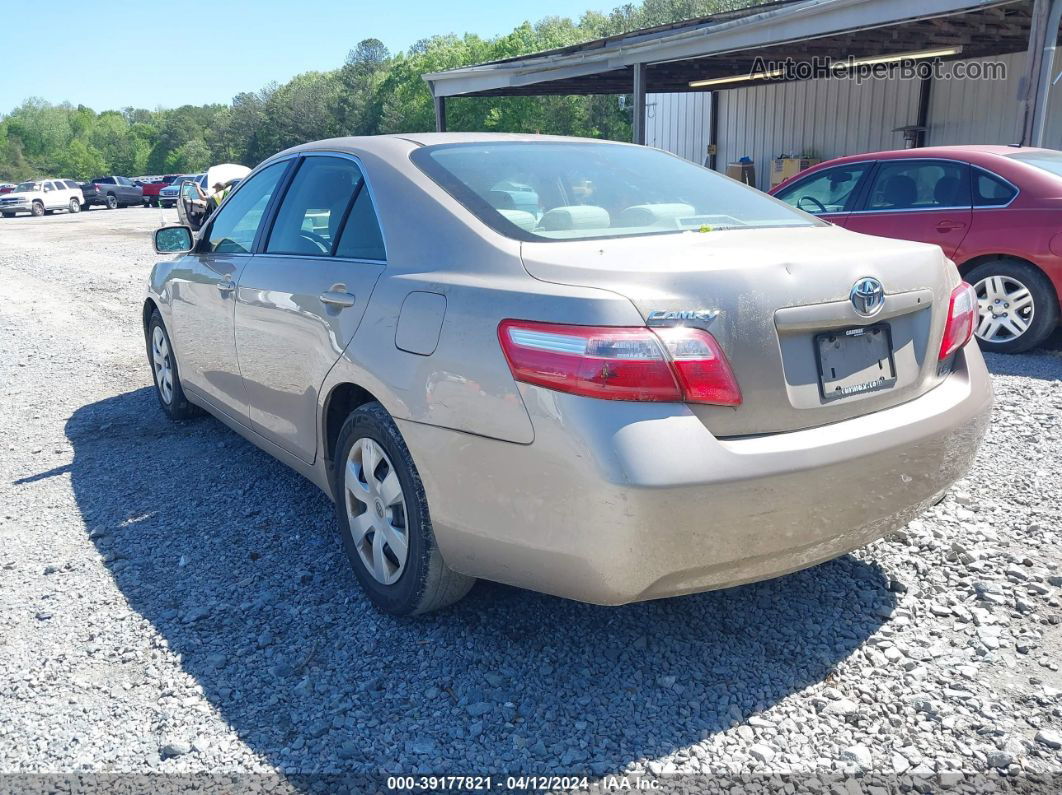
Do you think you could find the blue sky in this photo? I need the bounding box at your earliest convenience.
[2,0,597,113]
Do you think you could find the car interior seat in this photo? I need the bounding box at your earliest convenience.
[615,203,696,228]
[880,175,918,209]
[537,205,611,232]
[933,176,965,207]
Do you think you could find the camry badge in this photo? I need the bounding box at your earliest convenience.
[646,309,719,329]
[850,277,885,317]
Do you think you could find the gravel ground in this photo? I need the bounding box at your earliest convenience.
[1,209,1061,791]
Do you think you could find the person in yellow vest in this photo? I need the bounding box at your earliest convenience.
[192,179,232,212]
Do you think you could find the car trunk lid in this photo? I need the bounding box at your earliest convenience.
[520,225,956,436]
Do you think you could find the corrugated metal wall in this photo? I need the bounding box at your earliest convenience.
[927,52,1025,145]
[714,73,922,190]
[645,92,712,164]
[648,50,1062,191]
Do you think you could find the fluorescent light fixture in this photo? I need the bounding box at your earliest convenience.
[688,46,963,88]
[689,69,788,88]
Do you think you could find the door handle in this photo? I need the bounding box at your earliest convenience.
[320,290,356,308]
[935,220,965,232]
[217,279,236,294]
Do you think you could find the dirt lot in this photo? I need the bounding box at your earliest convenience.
[1,208,1061,791]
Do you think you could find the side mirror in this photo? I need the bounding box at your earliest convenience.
[154,225,194,254]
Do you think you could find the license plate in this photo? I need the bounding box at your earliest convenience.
[816,324,896,402]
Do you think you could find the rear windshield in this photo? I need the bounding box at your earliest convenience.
[1007,151,1062,178]
[411,142,819,241]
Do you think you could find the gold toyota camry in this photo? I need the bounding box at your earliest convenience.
[144,133,992,615]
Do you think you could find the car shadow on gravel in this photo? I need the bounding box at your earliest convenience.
[61,387,895,776]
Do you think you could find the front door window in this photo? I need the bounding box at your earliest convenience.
[775,164,870,216]
[204,161,289,253]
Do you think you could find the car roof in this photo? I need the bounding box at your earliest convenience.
[275,132,638,159]
[809,145,1057,166]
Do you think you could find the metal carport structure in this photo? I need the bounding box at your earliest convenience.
[424,0,1062,152]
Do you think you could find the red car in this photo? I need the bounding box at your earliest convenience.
[772,146,1062,353]
[141,175,183,207]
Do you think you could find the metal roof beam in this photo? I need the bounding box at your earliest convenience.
[424,0,1022,98]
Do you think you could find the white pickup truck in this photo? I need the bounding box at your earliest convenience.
[0,178,84,217]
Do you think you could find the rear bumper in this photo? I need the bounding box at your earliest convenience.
[399,344,992,605]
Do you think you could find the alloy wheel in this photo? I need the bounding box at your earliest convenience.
[344,437,409,585]
[151,326,174,404]
[974,275,1034,344]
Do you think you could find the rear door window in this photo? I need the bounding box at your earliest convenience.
[973,169,1017,207]
[334,185,386,260]
[864,160,971,211]
[265,156,363,257]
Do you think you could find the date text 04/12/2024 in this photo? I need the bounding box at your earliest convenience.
[385,775,661,791]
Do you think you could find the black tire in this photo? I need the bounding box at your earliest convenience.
[331,402,474,616]
[145,311,202,420]
[966,259,1058,354]
[30,201,44,217]
[1,213,13,218]
[69,198,81,213]
[105,194,118,210]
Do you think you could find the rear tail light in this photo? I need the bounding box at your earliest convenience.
[939,281,977,360]
[498,320,741,406]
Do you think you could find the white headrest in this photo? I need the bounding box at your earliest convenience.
[538,205,610,231]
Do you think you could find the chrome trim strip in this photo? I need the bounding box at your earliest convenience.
[847,205,971,216]
[252,252,386,265]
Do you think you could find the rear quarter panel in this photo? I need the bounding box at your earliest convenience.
[957,205,1062,300]
[318,138,647,447]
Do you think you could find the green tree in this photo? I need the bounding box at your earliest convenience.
[338,39,391,136]
[256,71,342,156]
[56,138,106,180]
[166,137,211,172]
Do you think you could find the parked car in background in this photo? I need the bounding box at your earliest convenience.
[142,174,183,207]
[81,176,143,210]
[158,174,204,208]
[144,134,991,615]
[772,145,1062,353]
[0,179,83,217]
[0,183,15,195]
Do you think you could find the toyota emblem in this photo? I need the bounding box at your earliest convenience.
[850,277,885,317]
